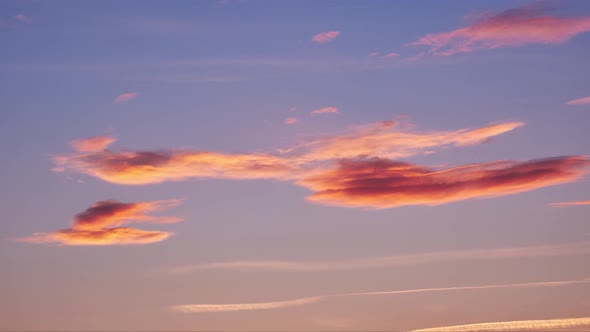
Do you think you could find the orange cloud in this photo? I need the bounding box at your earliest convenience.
[550,200,590,207]
[410,5,590,55]
[284,117,298,125]
[287,121,524,162]
[19,199,182,245]
[52,121,590,209]
[53,137,297,185]
[299,156,590,208]
[566,96,590,106]
[70,136,116,152]
[311,31,340,43]
[411,317,590,332]
[310,106,339,116]
[113,92,138,103]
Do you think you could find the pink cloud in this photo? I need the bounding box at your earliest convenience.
[113,92,138,104]
[14,14,31,23]
[310,106,339,116]
[567,96,590,106]
[70,136,116,153]
[550,200,590,207]
[312,31,340,44]
[410,5,590,55]
[284,117,298,125]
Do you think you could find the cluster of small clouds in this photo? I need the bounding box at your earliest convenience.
[20,199,182,245]
[283,106,339,125]
[49,119,589,215]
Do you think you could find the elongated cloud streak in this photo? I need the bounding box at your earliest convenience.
[113,92,138,103]
[299,156,590,208]
[19,199,182,245]
[169,242,590,273]
[310,107,339,116]
[172,278,590,313]
[284,117,298,125]
[410,5,590,56]
[566,96,590,106]
[286,121,524,162]
[411,317,590,332]
[312,31,340,44]
[53,137,297,185]
[550,200,590,207]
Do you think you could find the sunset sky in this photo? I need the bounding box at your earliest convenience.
[1,0,590,331]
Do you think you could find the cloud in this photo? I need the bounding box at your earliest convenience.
[168,241,590,273]
[19,199,182,245]
[310,107,339,116]
[70,136,116,153]
[411,317,590,332]
[382,52,400,58]
[311,31,340,44]
[550,200,590,207]
[113,92,138,104]
[287,121,524,162]
[299,156,590,208]
[14,14,31,23]
[410,4,590,55]
[53,121,589,209]
[53,137,297,185]
[284,117,298,125]
[566,96,590,106]
[172,278,590,313]
[173,296,322,313]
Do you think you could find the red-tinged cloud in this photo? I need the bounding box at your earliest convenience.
[113,92,138,103]
[19,199,182,246]
[410,5,590,55]
[312,31,340,43]
[288,121,524,162]
[298,156,590,208]
[550,200,590,207]
[310,107,339,116]
[70,136,116,152]
[284,117,298,125]
[53,137,297,185]
[567,96,590,106]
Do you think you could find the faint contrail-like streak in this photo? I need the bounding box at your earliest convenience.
[172,278,589,313]
[410,317,590,332]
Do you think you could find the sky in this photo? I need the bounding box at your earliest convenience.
[1,0,590,331]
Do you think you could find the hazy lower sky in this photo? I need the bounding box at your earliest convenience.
[1,1,590,331]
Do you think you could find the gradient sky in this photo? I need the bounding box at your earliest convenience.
[1,0,590,331]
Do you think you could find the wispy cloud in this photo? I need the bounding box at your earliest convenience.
[300,156,590,209]
[411,317,590,332]
[312,31,340,44]
[410,4,590,56]
[168,242,590,273]
[550,200,590,207]
[14,14,31,23]
[566,96,590,106]
[310,106,339,116]
[172,278,590,313]
[19,199,182,245]
[284,117,299,125]
[113,92,138,104]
